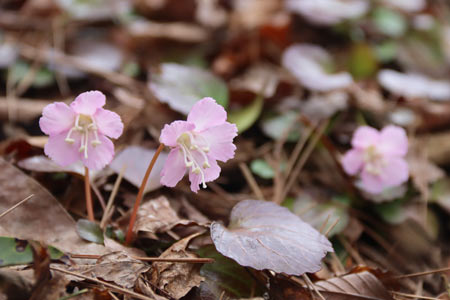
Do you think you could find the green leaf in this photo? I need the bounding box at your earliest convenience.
[250,159,275,179]
[149,63,228,115]
[196,245,263,299]
[374,40,398,63]
[292,195,349,237]
[76,219,104,244]
[374,199,406,225]
[372,7,407,37]
[0,237,33,267]
[349,43,378,79]
[33,68,55,88]
[261,111,301,141]
[228,96,263,133]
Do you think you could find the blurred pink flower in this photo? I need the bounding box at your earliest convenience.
[342,125,409,194]
[159,97,237,192]
[39,91,123,170]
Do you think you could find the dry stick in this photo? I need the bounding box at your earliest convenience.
[125,143,165,245]
[238,162,265,201]
[280,120,329,202]
[100,164,127,229]
[302,274,326,300]
[285,124,314,178]
[391,291,440,300]
[323,217,340,237]
[84,167,94,222]
[50,267,154,300]
[69,253,214,263]
[391,267,450,280]
[0,194,34,219]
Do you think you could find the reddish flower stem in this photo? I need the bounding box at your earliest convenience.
[125,143,165,245]
[84,167,95,221]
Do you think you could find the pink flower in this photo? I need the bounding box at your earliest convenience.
[159,97,237,192]
[39,91,123,170]
[341,125,409,194]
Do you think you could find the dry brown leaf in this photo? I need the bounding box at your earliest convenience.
[135,196,182,235]
[0,159,105,255]
[314,271,394,300]
[150,232,205,299]
[71,252,150,289]
[127,19,208,42]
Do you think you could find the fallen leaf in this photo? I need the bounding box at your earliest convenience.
[110,146,168,194]
[228,96,264,132]
[89,252,150,289]
[229,63,280,98]
[150,233,205,299]
[313,271,394,299]
[149,63,228,115]
[18,155,98,178]
[196,245,264,299]
[210,200,333,276]
[135,196,181,235]
[0,159,105,255]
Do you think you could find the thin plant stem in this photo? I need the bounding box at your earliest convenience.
[0,194,34,219]
[125,143,165,245]
[84,167,94,221]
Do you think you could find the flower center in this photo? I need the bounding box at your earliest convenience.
[177,132,211,188]
[65,114,102,159]
[363,146,385,175]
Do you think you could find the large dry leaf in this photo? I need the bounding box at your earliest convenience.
[0,159,105,255]
[150,233,205,299]
[135,196,181,235]
[70,252,150,289]
[110,146,168,194]
[314,271,394,300]
[210,200,333,276]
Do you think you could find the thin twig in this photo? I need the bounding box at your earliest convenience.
[50,267,154,300]
[68,253,214,263]
[302,274,326,300]
[0,194,34,219]
[239,162,265,201]
[281,120,329,201]
[84,167,94,222]
[126,143,165,245]
[391,267,450,280]
[324,217,340,237]
[100,164,127,228]
[391,291,440,300]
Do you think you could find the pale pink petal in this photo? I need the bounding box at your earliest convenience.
[341,149,364,175]
[44,131,81,166]
[81,133,114,170]
[351,126,380,149]
[160,148,186,187]
[201,122,238,162]
[380,157,409,187]
[187,97,227,131]
[94,108,124,139]
[70,90,106,115]
[159,121,195,147]
[379,125,408,156]
[39,102,76,135]
[360,170,385,194]
[188,155,221,193]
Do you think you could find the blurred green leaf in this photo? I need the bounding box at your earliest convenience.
[261,111,300,141]
[0,237,64,267]
[374,199,406,225]
[349,43,378,79]
[76,219,104,244]
[33,68,54,88]
[0,237,32,267]
[250,159,275,179]
[196,245,263,299]
[373,7,407,37]
[150,63,228,115]
[228,96,263,132]
[374,40,398,63]
[292,195,349,237]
